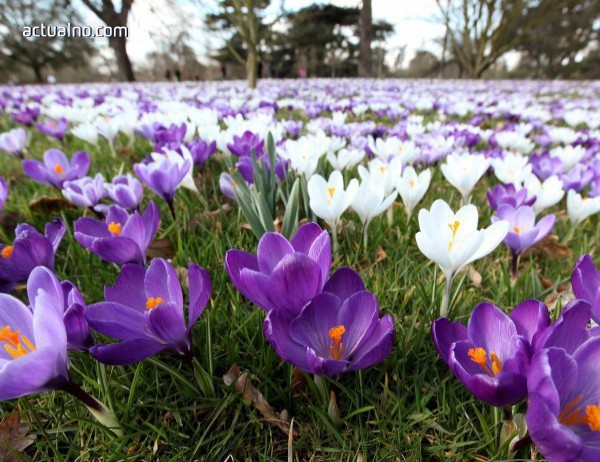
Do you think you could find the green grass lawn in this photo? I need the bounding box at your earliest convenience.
[0,116,597,461]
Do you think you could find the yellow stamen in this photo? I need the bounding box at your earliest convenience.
[409,180,415,188]
[513,226,522,235]
[468,347,502,377]
[1,246,14,259]
[328,325,346,361]
[328,187,335,198]
[145,297,164,310]
[583,196,590,201]
[54,164,64,177]
[107,222,121,236]
[559,396,587,426]
[448,220,460,250]
[0,326,35,359]
[586,405,600,431]
[379,166,386,174]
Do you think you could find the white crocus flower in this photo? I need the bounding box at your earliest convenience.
[492,152,532,187]
[523,174,564,215]
[351,177,397,248]
[71,122,99,145]
[358,157,402,196]
[441,153,490,204]
[396,166,431,221]
[567,190,600,226]
[495,131,535,155]
[549,145,586,171]
[416,199,509,316]
[326,148,365,171]
[308,170,358,252]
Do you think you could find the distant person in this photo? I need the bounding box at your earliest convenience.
[175,69,181,82]
[165,69,171,81]
[220,63,226,79]
[47,74,56,84]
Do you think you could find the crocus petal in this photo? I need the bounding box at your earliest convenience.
[257,232,294,274]
[187,263,211,328]
[305,347,349,377]
[322,267,366,303]
[509,299,550,346]
[0,349,64,400]
[338,291,379,357]
[90,339,167,366]
[348,314,394,371]
[44,218,66,252]
[85,301,148,340]
[145,258,184,309]
[432,317,468,365]
[104,264,147,312]
[146,301,187,349]
[91,236,145,265]
[264,310,310,371]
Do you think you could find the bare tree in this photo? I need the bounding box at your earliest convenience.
[434,0,545,78]
[79,0,135,81]
[358,0,372,77]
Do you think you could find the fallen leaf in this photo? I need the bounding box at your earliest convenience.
[147,237,174,259]
[0,414,35,462]
[375,247,386,264]
[540,276,553,289]
[28,196,73,215]
[223,364,297,438]
[522,235,571,261]
[468,266,482,287]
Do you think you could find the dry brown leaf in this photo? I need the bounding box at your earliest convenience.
[223,364,297,438]
[147,237,174,259]
[468,266,482,287]
[540,276,554,289]
[28,196,73,215]
[522,235,571,261]
[0,414,35,462]
[375,247,386,264]
[174,266,188,290]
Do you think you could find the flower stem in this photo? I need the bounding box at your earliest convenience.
[60,380,122,437]
[440,275,453,318]
[363,222,369,250]
[167,199,177,221]
[331,224,339,255]
[386,207,393,227]
[511,253,519,277]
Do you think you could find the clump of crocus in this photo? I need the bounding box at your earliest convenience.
[0,267,119,434]
[527,337,600,461]
[416,199,508,316]
[86,258,211,365]
[227,131,264,157]
[0,218,65,292]
[74,202,159,266]
[487,184,535,211]
[571,254,600,324]
[35,117,68,141]
[225,223,331,317]
[432,302,534,407]
[264,267,394,377]
[62,174,108,212]
[23,149,90,189]
[492,205,555,276]
[10,106,39,126]
[0,127,27,158]
[105,174,144,211]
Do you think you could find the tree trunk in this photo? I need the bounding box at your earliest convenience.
[247,48,257,89]
[33,65,44,83]
[359,0,372,77]
[109,36,135,82]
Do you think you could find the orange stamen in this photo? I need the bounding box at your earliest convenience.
[107,222,121,236]
[328,325,346,361]
[1,246,14,259]
[559,396,587,427]
[513,226,522,235]
[468,347,502,377]
[586,405,600,431]
[0,326,35,359]
[54,164,64,177]
[146,297,164,310]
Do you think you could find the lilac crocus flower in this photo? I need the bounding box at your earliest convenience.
[561,164,593,192]
[62,174,107,210]
[133,151,191,214]
[225,223,331,317]
[187,138,216,168]
[432,302,533,407]
[23,149,90,189]
[74,202,159,266]
[487,184,535,211]
[227,131,264,157]
[572,254,600,324]
[0,218,65,292]
[86,258,211,365]
[0,177,7,212]
[11,107,39,126]
[531,153,564,180]
[219,172,237,199]
[527,337,600,461]
[140,122,186,153]
[264,267,394,377]
[492,205,555,274]
[0,266,69,400]
[0,128,27,158]
[236,154,288,183]
[35,118,68,140]
[105,174,143,210]
[61,280,94,351]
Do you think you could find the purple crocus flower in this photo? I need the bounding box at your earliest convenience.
[531,153,564,180]
[219,172,237,199]
[527,337,600,461]
[0,266,69,400]
[105,174,143,210]
[140,122,186,153]
[225,223,331,317]
[0,218,65,293]
[561,164,593,192]
[35,118,68,140]
[227,131,264,157]
[283,119,303,138]
[264,267,394,377]
[492,205,555,274]
[572,254,600,324]
[74,202,159,266]
[11,107,39,126]
[23,149,90,189]
[432,302,533,407]
[487,184,535,211]
[0,177,7,212]
[236,154,288,184]
[186,138,216,168]
[0,128,27,158]
[62,174,107,210]
[86,258,211,365]
[61,280,94,351]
